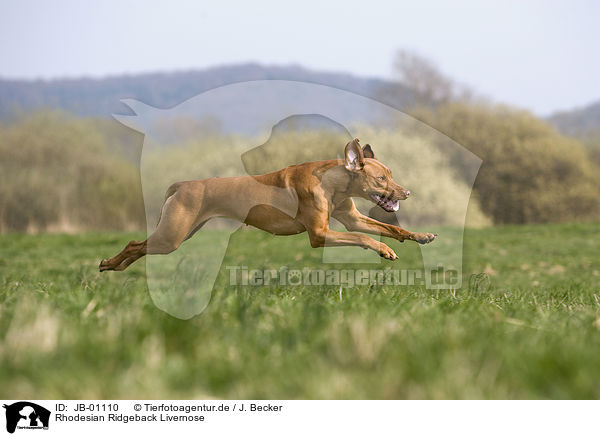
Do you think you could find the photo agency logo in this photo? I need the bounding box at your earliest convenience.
[3,402,50,433]
[227,266,459,287]
[113,80,481,319]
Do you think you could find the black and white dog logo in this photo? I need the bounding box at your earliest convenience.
[3,402,50,434]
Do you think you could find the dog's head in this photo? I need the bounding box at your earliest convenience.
[344,139,410,212]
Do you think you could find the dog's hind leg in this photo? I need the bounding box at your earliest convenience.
[99,239,148,272]
[100,182,206,272]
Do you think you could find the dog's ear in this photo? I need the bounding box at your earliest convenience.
[362,144,375,159]
[344,138,364,171]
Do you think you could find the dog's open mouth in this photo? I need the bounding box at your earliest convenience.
[370,193,400,212]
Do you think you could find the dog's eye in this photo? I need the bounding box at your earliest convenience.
[378,176,386,181]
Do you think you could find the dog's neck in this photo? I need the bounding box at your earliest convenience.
[319,163,360,204]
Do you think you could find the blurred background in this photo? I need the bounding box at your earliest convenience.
[1,0,599,233]
[2,0,600,400]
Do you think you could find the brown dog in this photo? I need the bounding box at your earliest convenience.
[99,139,436,272]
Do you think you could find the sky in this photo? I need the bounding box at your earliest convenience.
[0,0,598,115]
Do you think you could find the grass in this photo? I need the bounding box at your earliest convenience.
[1,223,600,399]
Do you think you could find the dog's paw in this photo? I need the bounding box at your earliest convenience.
[99,259,110,272]
[378,244,398,260]
[413,232,437,245]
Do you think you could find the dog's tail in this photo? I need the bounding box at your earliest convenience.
[155,182,181,227]
[164,182,181,202]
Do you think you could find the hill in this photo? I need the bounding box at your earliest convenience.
[547,100,600,136]
[0,63,414,120]
[547,100,600,163]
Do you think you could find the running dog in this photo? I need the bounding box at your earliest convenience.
[99,139,436,271]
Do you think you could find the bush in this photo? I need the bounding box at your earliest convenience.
[0,112,145,232]
[413,103,600,224]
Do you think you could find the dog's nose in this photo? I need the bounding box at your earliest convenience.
[403,190,411,198]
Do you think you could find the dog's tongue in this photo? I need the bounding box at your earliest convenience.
[373,193,399,212]
[379,196,399,212]
[384,198,399,212]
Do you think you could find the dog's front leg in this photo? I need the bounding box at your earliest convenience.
[301,212,398,260]
[333,200,436,245]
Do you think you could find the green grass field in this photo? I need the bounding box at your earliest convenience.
[1,223,600,399]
